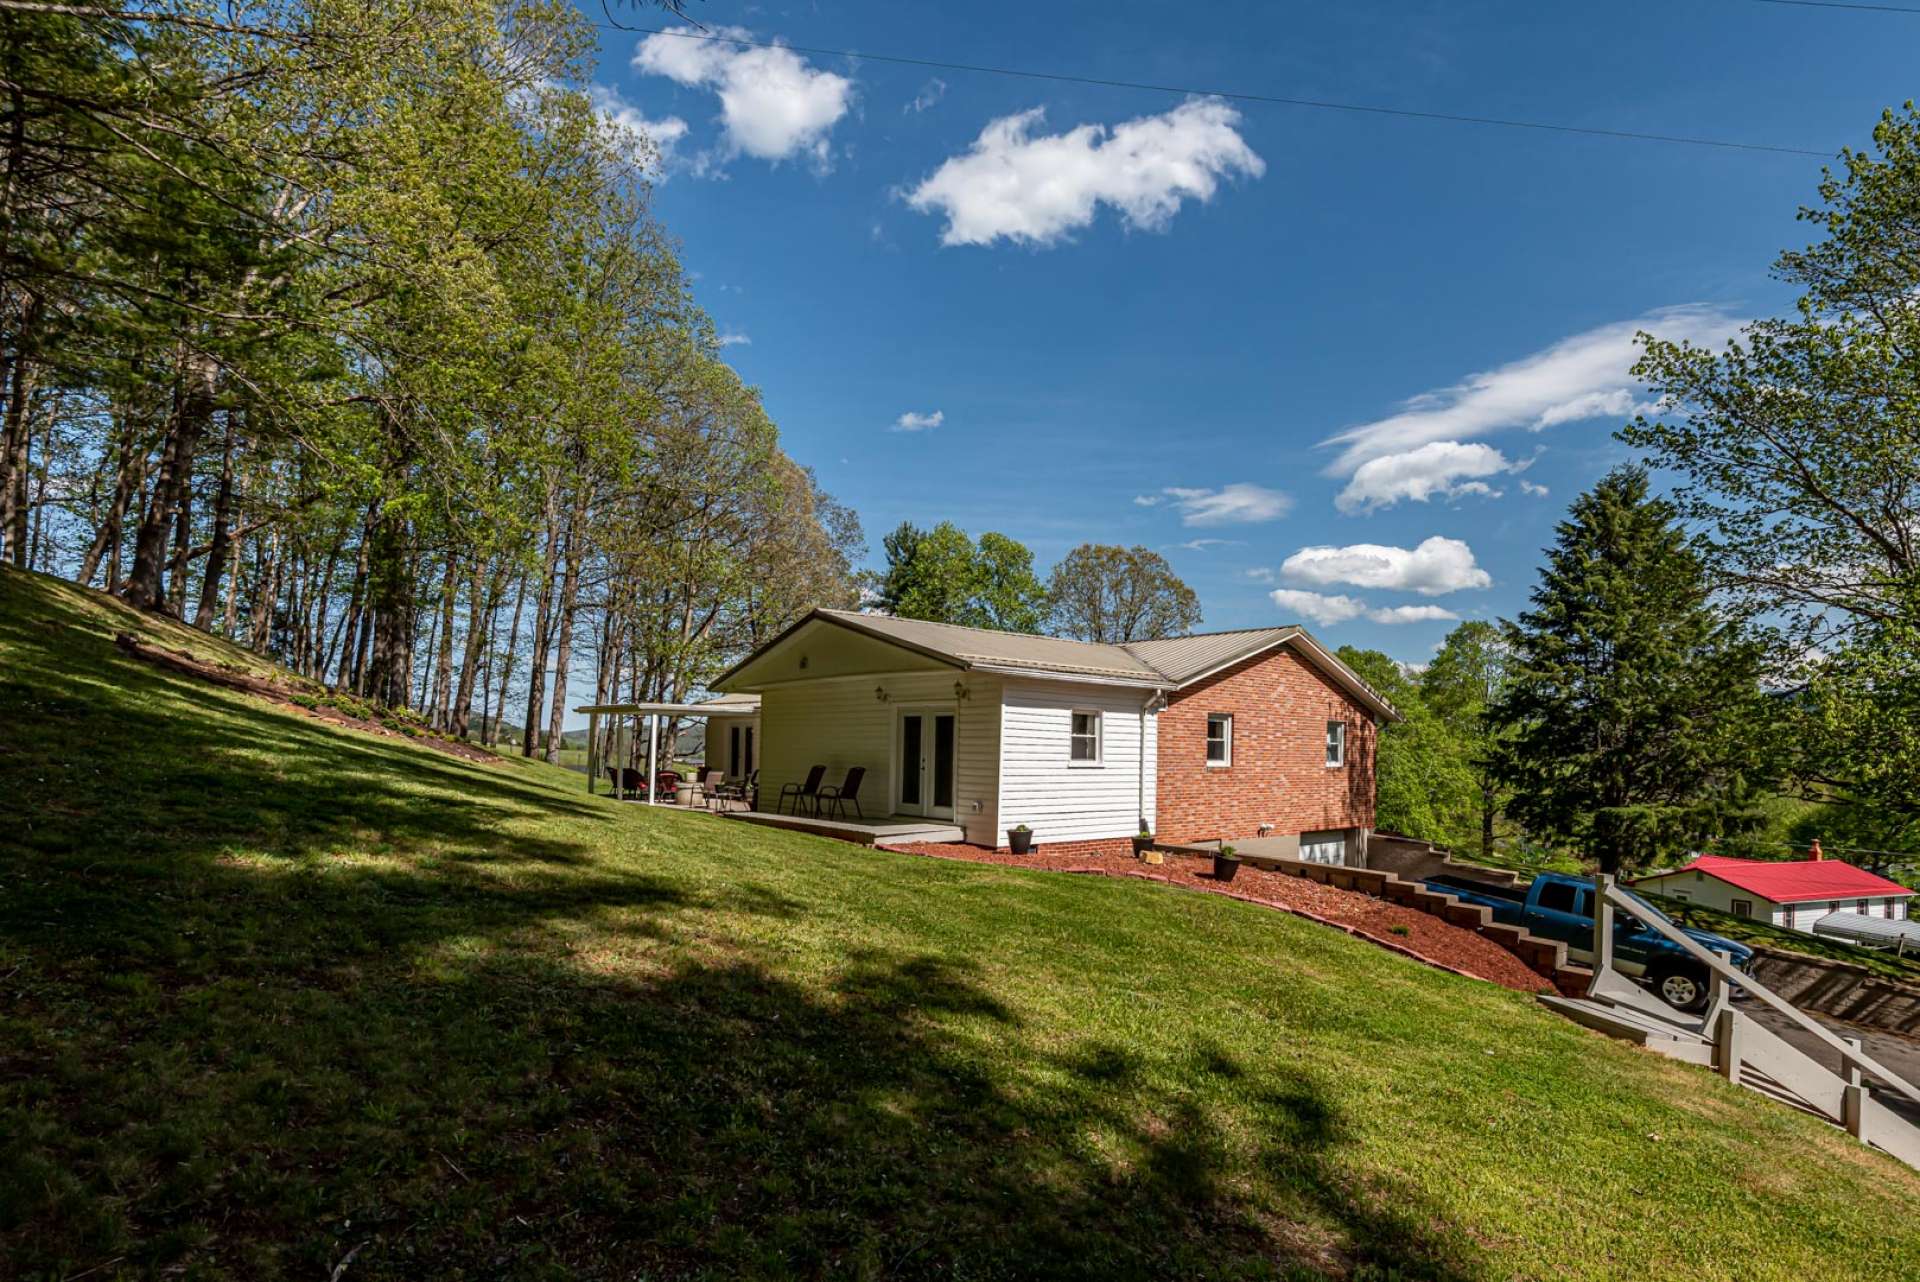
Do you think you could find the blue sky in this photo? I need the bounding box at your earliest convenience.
[577,0,1915,665]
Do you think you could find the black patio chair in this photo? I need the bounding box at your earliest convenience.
[777,764,826,815]
[816,766,866,820]
[712,769,754,812]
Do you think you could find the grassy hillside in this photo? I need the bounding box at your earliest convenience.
[3,568,1917,1281]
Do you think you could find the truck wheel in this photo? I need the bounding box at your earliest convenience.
[1649,964,1708,1013]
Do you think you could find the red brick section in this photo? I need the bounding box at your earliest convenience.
[1155,644,1379,844]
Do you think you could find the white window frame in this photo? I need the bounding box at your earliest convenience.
[1069,709,1103,766]
[1325,720,1347,768]
[1205,713,1232,767]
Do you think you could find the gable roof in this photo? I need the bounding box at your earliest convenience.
[713,610,1400,719]
[1635,854,1913,904]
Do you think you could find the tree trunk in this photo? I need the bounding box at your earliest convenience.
[167,454,194,615]
[248,528,281,654]
[335,504,376,688]
[78,414,149,589]
[490,570,527,748]
[520,503,561,757]
[451,556,496,740]
[429,554,457,728]
[0,297,38,568]
[364,501,413,707]
[193,411,238,628]
[124,350,215,610]
[543,523,583,765]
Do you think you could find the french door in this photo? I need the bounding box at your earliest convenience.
[897,708,957,819]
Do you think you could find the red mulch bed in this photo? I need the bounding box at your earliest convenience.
[885,841,1550,993]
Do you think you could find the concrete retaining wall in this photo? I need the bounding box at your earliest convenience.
[1748,948,1920,1036]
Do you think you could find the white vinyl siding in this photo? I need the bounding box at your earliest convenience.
[757,672,1001,845]
[999,679,1157,844]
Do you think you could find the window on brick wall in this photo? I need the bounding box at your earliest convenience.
[1070,710,1102,764]
[1325,720,1346,767]
[1205,713,1231,766]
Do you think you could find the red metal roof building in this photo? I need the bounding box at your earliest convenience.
[1633,853,1913,933]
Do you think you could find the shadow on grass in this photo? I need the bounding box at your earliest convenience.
[0,571,1486,1280]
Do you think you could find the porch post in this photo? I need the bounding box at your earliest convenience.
[587,711,599,794]
[647,711,659,804]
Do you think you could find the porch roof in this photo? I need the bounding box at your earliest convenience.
[572,694,760,717]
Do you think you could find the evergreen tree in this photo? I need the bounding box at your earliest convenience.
[1337,647,1478,850]
[1487,467,1775,873]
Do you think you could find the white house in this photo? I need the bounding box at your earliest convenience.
[709,608,1399,856]
[1632,853,1913,934]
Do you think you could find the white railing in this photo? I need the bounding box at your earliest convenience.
[1591,875,1920,1165]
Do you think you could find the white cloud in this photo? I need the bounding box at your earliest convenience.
[904,97,1263,248]
[1322,306,1743,476]
[1132,494,1164,507]
[633,27,853,170]
[1162,483,1292,526]
[1177,538,1240,551]
[1244,567,1276,583]
[1268,589,1459,628]
[1519,479,1550,497]
[892,409,944,433]
[1335,441,1520,514]
[905,77,947,114]
[717,330,751,347]
[1280,536,1491,597]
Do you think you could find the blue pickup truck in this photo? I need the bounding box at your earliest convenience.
[1423,871,1754,1011]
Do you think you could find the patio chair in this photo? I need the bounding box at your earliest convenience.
[777,764,827,816]
[697,769,725,809]
[816,766,867,820]
[607,765,647,796]
[714,769,756,813]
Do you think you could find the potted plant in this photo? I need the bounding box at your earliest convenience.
[1213,844,1242,883]
[1007,823,1033,855]
[1132,826,1155,859]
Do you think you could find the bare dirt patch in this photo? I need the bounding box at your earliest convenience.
[886,841,1550,994]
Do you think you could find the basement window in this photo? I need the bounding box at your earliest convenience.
[1206,714,1232,766]
[1070,711,1102,764]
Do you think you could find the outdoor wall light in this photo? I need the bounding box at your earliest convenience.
[954,681,970,701]
[875,685,889,703]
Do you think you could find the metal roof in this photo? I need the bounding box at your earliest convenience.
[816,610,1165,681]
[713,610,1399,719]
[1122,627,1303,684]
[1636,854,1914,904]
[1811,911,1920,950]
[572,694,760,716]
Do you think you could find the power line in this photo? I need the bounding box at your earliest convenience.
[601,21,1831,159]
[1744,0,1920,13]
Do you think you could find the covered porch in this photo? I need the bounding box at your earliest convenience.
[573,694,761,806]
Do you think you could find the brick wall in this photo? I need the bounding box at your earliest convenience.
[990,837,1135,859]
[1155,646,1378,844]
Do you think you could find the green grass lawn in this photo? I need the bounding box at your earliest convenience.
[3,569,1918,1281]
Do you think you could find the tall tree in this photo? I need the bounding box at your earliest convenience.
[1046,543,1200,643]
[1628,105,1920,835]
[1486,468,1775,874]
[1420,620,1513,862]
[1338,647,1477,850]
[872,521,1046,633]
